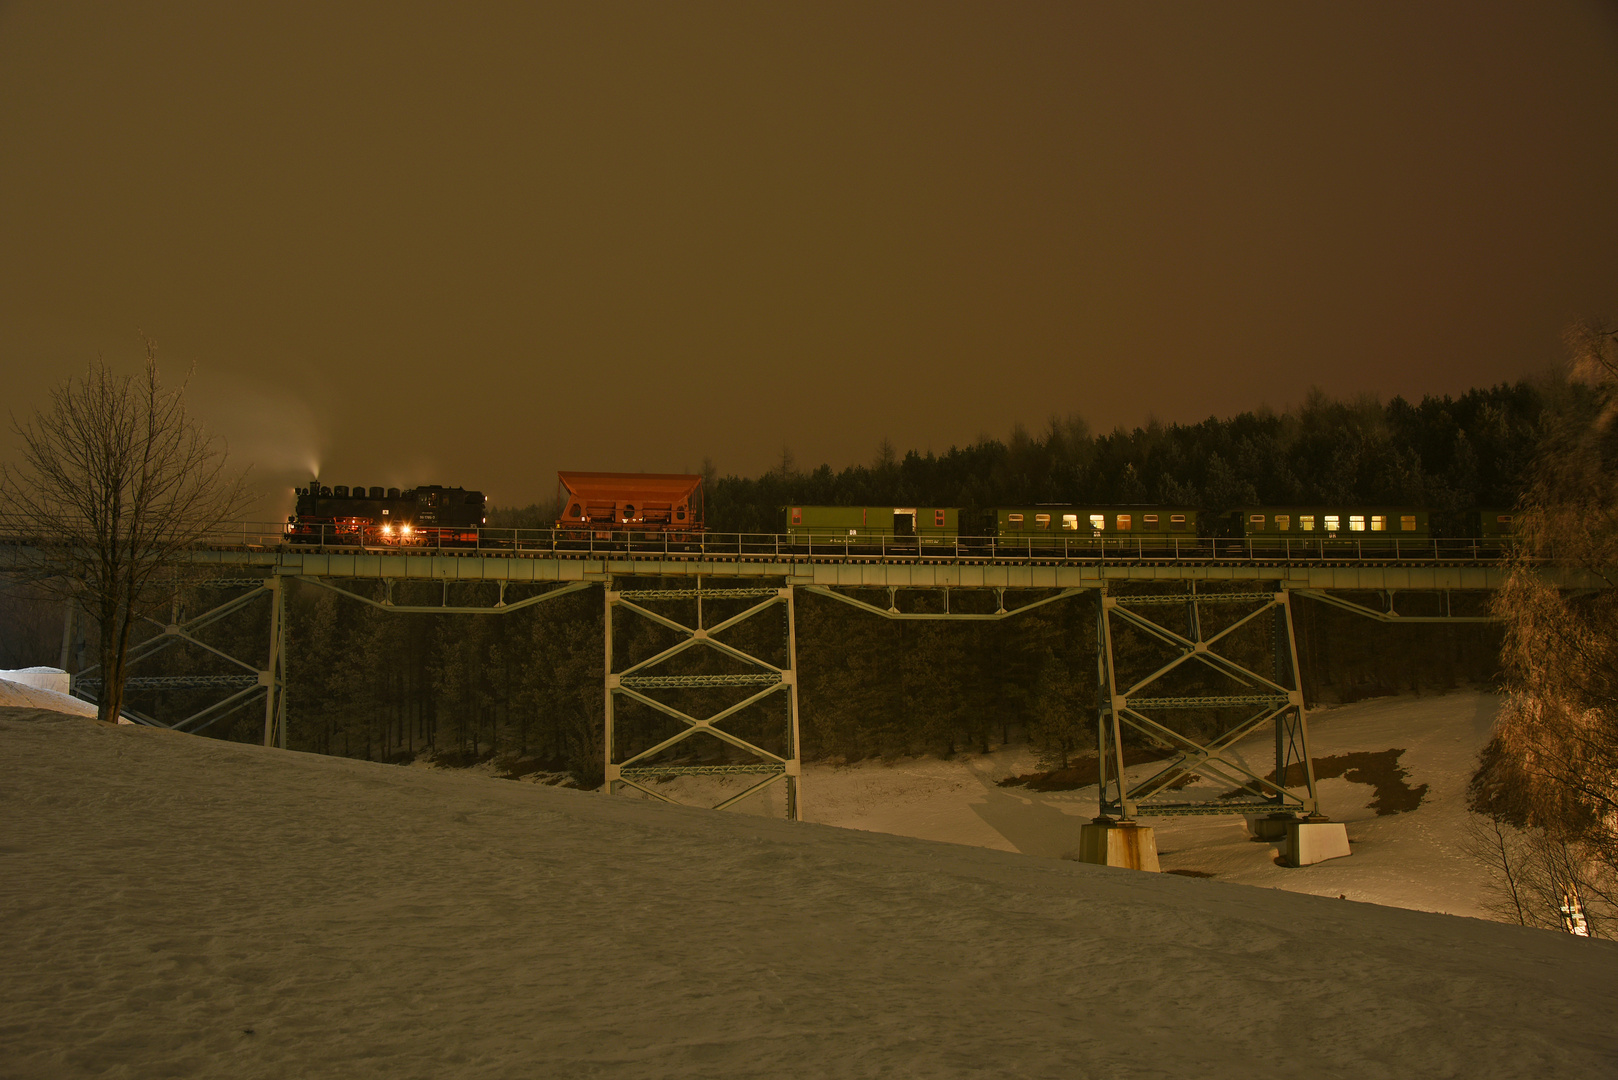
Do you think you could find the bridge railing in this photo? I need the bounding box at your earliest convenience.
[53,521,1519,564]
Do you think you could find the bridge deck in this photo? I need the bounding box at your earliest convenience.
[6,523,1563,589]
[181,546,1518,590]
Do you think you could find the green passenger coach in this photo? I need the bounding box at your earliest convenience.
[992,505,1199,538]
[1233,507,1430,540]
[785,506,959,544]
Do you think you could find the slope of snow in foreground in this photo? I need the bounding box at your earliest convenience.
[3,708,1614,1080]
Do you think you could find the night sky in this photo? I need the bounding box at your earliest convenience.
[3,2,1616,514]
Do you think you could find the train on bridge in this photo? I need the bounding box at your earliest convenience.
[283,471,1515,553]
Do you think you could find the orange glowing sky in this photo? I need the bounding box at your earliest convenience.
[2,2,1616,511]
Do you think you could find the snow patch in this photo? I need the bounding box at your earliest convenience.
[0,676,98,717]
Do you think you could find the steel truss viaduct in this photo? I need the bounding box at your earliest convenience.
[9,530,1543,833]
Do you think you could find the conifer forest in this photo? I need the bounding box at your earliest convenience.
[3,383,1566,780]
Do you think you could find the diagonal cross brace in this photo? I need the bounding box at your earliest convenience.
[1114,705,1302,805]
[614,682,790,768]
[1109,598,1293,698]
[80,584,269,679]
[1120,703,1297,803]
[616,593,785,677]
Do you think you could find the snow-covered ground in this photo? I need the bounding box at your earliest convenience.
[798,692,1503,919]
[4,696,1615,1079]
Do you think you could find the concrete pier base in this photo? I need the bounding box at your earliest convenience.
[1250,813,1296,841]
[1078,818,1160,872]
[1285,818,1351,867]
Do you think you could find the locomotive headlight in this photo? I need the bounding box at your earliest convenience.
[382,524,394,536]
[401,524,413,535]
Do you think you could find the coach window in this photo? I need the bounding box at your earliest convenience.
[1170,514,1186,530]
[1401,515,1416,531]
[1143,514,1158,528]
[1350,515,1366,531]
[1035,513,1051,529]
[1276,515,1290,531]
[1008,513,1024,527]
[1300,515,1314,531]
[792,508,802,525]
[1324,514,1339,533]
[1370,515,1386,531]
[1062,514,1078,530]
[1497,515,1513,526]
[1250,514,1266,530]
[1090,514,1105,532]
[1117,514,1132,531]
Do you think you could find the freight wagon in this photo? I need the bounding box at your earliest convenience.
[556,472,704,539]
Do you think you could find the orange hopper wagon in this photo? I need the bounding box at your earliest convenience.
[555,472,705,534]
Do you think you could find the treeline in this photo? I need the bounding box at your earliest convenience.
[2,386,1526,779]
[706,383,1571,534]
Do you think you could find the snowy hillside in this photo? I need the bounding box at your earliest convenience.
[798,692,1503,919]
[3,703,1614,1079]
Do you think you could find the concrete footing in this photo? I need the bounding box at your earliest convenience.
[1078,818,1160,872]
[1250,813,1295,841]
[1285,819,1351,867]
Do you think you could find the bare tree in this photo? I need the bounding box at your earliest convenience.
[1470,321,1618,933]
[1,340,252,723]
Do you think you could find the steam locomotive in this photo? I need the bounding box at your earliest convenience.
[286,483,487,546]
